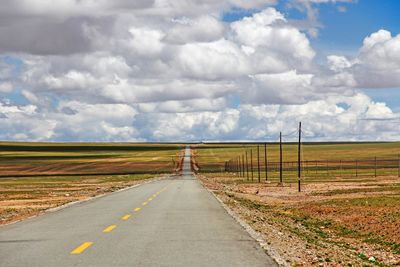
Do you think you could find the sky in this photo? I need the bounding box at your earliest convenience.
[0,0,400,142]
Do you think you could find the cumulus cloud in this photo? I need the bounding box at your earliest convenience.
[0,1,399,142]
[325,30,400,89]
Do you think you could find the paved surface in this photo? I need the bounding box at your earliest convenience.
[0,147,277,266]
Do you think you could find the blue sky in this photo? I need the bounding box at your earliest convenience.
[224,0,400,111]
[315,0,400,52]
[225,0,400,54]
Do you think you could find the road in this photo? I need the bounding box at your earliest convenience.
[0,147,277,266]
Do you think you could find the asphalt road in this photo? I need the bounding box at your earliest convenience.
[0,147,277,267]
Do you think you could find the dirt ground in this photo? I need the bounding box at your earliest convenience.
[0,174,165,226]
[199,174,400,266]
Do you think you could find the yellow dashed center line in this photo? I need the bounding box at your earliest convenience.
[71,242,93,254]
[103,225,117,233]
[121,214,131,220]
[69,188,172,254]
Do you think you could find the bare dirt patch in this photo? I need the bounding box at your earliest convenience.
[199,174,400,266]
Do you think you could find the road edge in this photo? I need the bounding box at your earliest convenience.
[197,175,290,267]
[0,174,170,228]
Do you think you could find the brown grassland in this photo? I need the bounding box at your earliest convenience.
[0,142,184,225]
[194,142,400,266]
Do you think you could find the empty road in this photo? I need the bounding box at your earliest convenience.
[0,147,277,266]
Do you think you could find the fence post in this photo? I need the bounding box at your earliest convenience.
[375,156,377,177]
[264,143,268,181]
[257,145,261,183]
[246,150,249,181]
[250,149,254,182]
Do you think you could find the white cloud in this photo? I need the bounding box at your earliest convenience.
[174,39,250,79]
[231,8,315,72]
[246,70,315,104]
[327,55,353,72]
[0,2,399,142]
[326,30,400,89]
[166,15,225,44]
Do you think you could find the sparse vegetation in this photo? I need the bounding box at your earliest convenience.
[195,143,400,266]
[0,142,184,225]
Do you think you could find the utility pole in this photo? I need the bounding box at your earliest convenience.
[280,132,283,185]
[298,122,301,192]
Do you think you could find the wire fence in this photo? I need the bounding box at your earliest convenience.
[198,158,400,183]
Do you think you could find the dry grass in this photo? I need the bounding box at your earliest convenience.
[199,173,400,266]
[195,144,400,266]
[0,142,184,225]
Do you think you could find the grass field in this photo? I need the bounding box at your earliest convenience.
[0,142,184,177]
[194,142,400,183]
[195,143,400,266]
[0,142,184,225]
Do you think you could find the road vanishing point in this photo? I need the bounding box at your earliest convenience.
[0,147,277,267]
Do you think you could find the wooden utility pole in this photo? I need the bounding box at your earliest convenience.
[280,132,283,184]
[298,122,301,192]
[257,145,261,183]
[264,143,268,181]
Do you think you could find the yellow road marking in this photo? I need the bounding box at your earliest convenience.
[103,225,117,233]
[134,207,141,212]
[121,214,131,220]
[71,242,93,254]
[148,197,153,201]
[152,194,157,197]
[142,202,148,206]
